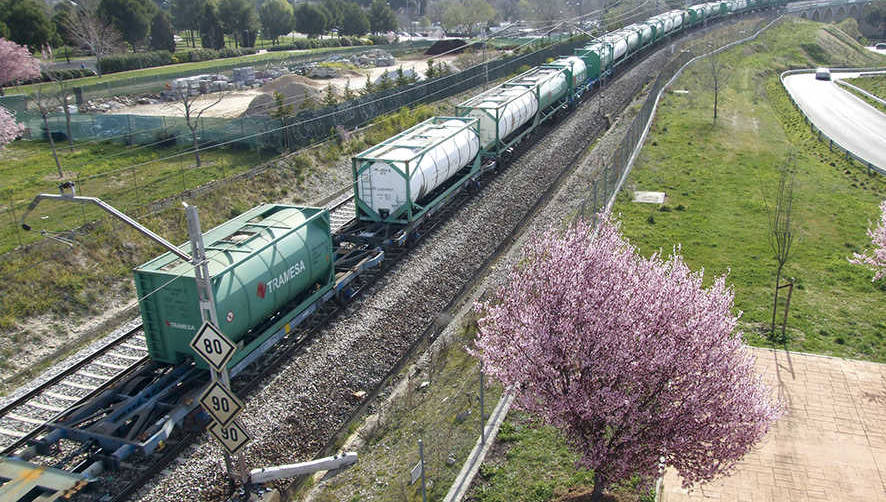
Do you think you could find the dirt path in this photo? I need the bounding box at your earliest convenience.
[106,89,264,118]
[106,54,460,118]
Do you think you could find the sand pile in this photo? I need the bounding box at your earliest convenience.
[245,75,321,116]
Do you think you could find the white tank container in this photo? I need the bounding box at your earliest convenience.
[645,18,664,38]
[507,66,569,109]
[669,11,684,30]
[621,28,641,52]
[457,85,538,149]
[602,34,628,62]
[636,24,653,45]
[552,56,587,86]
[689,3,707,18]
[588,43,612,69]
[354,117,480,219]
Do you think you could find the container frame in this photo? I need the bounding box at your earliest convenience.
[352,116,482,225]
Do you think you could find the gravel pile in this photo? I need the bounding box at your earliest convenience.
[121,41,677,502]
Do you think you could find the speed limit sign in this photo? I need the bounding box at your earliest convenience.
[208,420,251,455]
[190,322,236,371]
[199,381,243,426]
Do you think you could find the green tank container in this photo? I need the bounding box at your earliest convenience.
[134,204,334,368]
[575,43,611,80]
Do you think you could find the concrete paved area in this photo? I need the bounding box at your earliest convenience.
[783,72,886,172]
[661,347,886,502]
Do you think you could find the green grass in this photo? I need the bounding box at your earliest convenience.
[843,75,886,114]
[9,46,367,96]
[844,76,886,100]
[613,18,886,361]
[469,412,654,502]
[0,141,264,255]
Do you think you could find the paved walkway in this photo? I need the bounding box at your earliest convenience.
[661,347,886,502]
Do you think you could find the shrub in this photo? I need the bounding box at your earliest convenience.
[266,36,371,52]
[96,47,258,74]
[98,51,174,73]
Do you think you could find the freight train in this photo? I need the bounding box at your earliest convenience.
[136,0,784,370]
[5,0,785,490]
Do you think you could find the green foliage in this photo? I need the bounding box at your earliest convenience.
[269,90,294,119]
[150,12,176,52]
[321,0,345,31]
[340,1,370,36]
[614,19,886,361]
[172,0,205,40]
[98,51,174,73]
[799,43,828,64]
[425,57,436,78]
[322,84,338,106]
[363,104,434,144]
[295,3,329,38]
[361,73,375,94]
[470,412,652,502]
[441,0,494,34]
[259,0,294,43]
[835,17,865,44]
[376,71,393,90]
[342,79,355,100]
[2,0,55,49]
[265,36,368,51]
[200,0,225,49]
[844,75,886,114]
[368,0,396,33]
[99,0,156,48]
[863,0,886,40]
[218,0,260,47]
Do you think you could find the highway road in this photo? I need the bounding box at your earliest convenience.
[783,72,886,171]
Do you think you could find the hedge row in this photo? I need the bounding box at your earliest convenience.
[97,47,258,74]
[266,36,373,52]
[19,68,97,84]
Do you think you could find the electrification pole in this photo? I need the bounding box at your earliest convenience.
[21,183,241,482]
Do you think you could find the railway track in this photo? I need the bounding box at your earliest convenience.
[0,326,150,456]
[0,195,358,465]
[327,192,356,233]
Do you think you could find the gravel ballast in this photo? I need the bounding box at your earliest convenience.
[122,39,682,502]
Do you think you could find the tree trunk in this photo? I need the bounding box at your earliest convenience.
[590,472,606,502]
[713,86,718,120]
[770,263,783,335]
[42,114,64,178]
[191,126,201,167]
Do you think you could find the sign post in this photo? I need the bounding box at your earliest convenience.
[411,439,427,502]
[185,204,250,481]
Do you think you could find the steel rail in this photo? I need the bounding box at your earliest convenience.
[0,325,150,457]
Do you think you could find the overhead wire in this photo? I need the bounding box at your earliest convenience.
[14,2,657,193]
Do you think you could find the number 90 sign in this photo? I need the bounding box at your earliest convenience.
[199,381,243,426]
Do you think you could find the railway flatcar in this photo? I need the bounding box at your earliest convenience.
[134,204,335,368]
[352,116,481,225]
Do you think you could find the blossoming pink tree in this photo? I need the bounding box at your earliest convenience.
[849,200,886,281]
[472,214,780,501]
[0,106,24,147]
[0,38,41,93]
[0,38,40,147]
